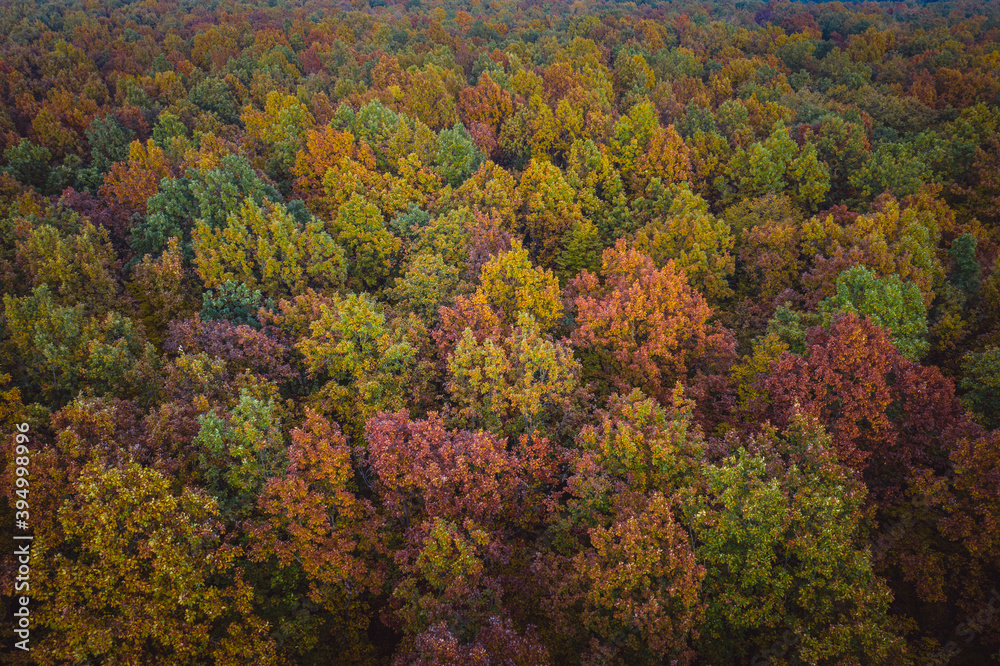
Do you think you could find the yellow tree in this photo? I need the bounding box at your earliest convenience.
[475,239,564,332]
[34,462,278,665]
[634,184,735,302]
[192,199,345,298]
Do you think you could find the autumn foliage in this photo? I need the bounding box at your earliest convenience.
[2,0,1000,663]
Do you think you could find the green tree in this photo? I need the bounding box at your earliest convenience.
[326,194,400,291]
[193,199,345,298]
[435,122,482,187]
[850,143,931,201]
[517,158,585,267]
[152,111,188,150]
[3,286,158,406]
[688,413,905,665]
[948,232,980,297]
[4,138,52,191]
[787,143,831,210]
[725,123,798,201]
[390,252,462,320]
[86,114,135,174]
[634,184,735,302]
[960,346,1000,429]
[200,281,274,329]
[297,293,416,437]
[819,265,929,360]
[193,389,288,520]
[555,219,602,285]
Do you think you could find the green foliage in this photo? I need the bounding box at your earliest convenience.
[388,203,431,240]
[634,183,735,302]
[435,122,482,187]
[3,285,158,406]
[133,155,280,260]
[725,123,799,201]
[152,111,188,149]
[850,142,931,201]
[960,347,1000,429]
[326,194,399,290]
[948,232,980,296]
[820,265,929,360]
[555,219,602,284]
[4,138,52,191]
[200,280,274,329]
[787,143,831,210]
[687,413,905,665]
[193,199,345,298]
[194,389,287,519]
[86,114,135,173]
[447,311,583,438]
[390,252,461,320]
[189,77,239,122]
[297,292,416,437]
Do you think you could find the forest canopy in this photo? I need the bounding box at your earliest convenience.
[1,0,1000,662]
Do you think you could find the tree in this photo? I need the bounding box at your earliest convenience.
[192,389,287,521]
[128,235,198,344]
[15,220,121,317]
[433,233,565,361]
[250,409,383,663]
[687,412,905,664]
[555,219,602,285]
[516,159,585,267]
[364,412,559,654]
[99,139,172,216]
[570,240,735,413]
[760,314,966,505]
[811,115,870,201]
[199,281,272,329]
[538,491,704,666]
[242,90,315,145]
[292,126,379,217]
[133,155,281,261]
[391,252,462,321]
[325,194,400,291]
[728,194,806,330]
[297,293,415,437]
[948,232,980,297]
[537,390,706,664]
[455,160,521,232]
[446,311,584,438]
[86,114,134,174]
[151,111,187,150]
[725,123,798,202]
[4,138,53,192]
[850,143,931,201]
[565,139,631,242]
[610,100,691,196]
[960,347,1000,429]
[34,462,277,665]
[3,286,158,407]
[435,122,482,187]
[787,142,830,210]
[458,72,513,157]
[402,64,459,131]
[193,199,345,298]
[634,184,735,302]
[819,265,929,360]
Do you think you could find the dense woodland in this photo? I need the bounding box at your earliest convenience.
[1,0,1000,662]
